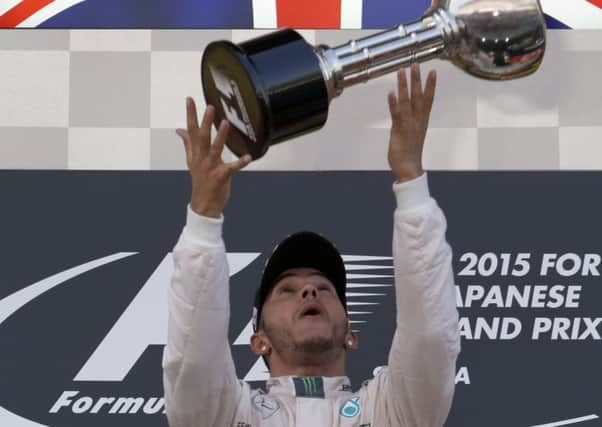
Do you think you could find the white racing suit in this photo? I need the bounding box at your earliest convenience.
[163,173,461,427]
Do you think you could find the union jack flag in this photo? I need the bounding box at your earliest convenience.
[1,0,601,29]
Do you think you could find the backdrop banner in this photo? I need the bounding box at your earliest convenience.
[0,170,600,427]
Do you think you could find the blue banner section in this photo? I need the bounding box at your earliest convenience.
[544,14,570,29]
[39,0,254,28]
[361,0,429,28]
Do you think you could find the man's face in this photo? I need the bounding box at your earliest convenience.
[260,267,348,355]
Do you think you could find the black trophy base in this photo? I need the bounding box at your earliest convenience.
[201,29,330,159]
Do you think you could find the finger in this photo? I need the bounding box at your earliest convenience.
[185,98,203,158]
[411,63,424,113]
[198,104,215,155]
[387,91,401,129]
[210,119,230,159]
[225,154,253,174]
[396,68,411,117]
[423,70,437,117]
[176,128,193,163]
[186,97,200,132]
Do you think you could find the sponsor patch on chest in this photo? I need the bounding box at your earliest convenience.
[252,394,281,419]
[339,396,361,418]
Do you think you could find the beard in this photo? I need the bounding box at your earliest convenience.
[293,336,335,354]
[263,318,347,358]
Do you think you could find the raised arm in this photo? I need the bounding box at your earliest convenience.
[162,98,252,427]
[384,65,461,426]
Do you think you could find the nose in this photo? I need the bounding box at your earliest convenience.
[301,283,318,300]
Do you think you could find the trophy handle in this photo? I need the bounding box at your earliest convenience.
[318,0,546,100]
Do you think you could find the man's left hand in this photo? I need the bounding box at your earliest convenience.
[387,64,436,183]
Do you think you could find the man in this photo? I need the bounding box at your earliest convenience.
[163,64,460,426]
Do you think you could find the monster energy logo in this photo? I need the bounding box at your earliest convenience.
[293,377,324,398]
[302,377,317,395]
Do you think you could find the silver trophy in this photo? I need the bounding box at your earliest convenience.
[201,0,546,159]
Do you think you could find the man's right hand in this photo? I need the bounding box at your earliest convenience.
[176,98,252,218]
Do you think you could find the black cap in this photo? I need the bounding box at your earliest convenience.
[253,231,347,332]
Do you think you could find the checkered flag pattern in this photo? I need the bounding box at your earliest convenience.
[0,29,601,171]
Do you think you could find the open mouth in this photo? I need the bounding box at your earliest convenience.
[299,304,323,319]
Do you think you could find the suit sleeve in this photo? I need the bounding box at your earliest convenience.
[162,206,242,427]
[384,173,461,426]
